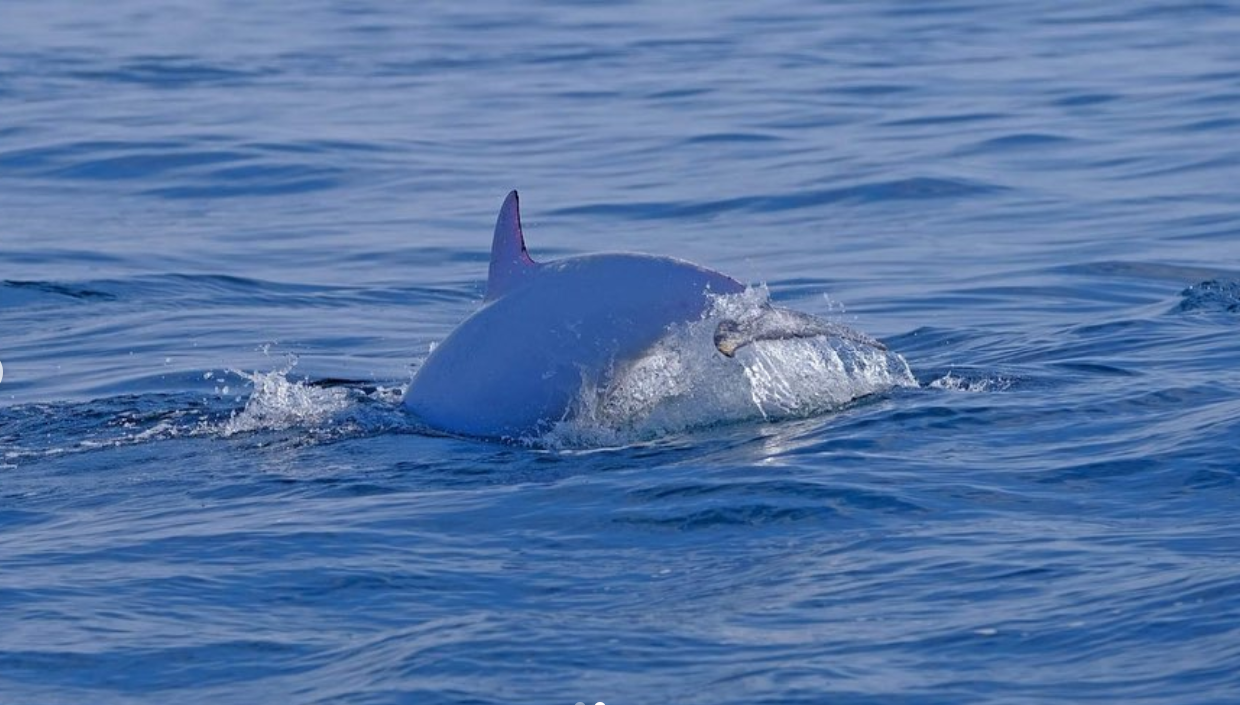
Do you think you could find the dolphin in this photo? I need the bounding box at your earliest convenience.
[403,191,884,439]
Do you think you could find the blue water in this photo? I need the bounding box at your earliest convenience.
[3,1,1240,703]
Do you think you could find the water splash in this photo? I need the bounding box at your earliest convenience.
[544,288,916,447]
[219,361,406,439]
[0,365,409,466]
[220,359,345,437]
[929,371,1016,393]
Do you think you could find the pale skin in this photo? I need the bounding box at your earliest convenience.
[403,191,883,440]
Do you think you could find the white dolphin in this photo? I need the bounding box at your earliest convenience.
[403,191,883,439]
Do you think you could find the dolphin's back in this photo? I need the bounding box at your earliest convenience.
[404,253,742,439]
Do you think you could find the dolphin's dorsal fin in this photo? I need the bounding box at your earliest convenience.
[486,190,538,301]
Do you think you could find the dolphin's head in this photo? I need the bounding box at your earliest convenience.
[714,319,743,357]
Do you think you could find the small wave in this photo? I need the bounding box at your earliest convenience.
[0,138,344,198]
[66,56,269,87]
[549,177,1004,220]
[682,132,783,145]
[144,164,342,199]
[955,132,1078,156]
[1179,279,1240,314]
[0,397,221,463]
[0,280,117,305]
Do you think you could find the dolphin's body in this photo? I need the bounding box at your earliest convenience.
[403,191,881,439]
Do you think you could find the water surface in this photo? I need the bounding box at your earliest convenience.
[2,1,1240,703]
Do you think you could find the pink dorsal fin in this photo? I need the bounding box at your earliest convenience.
[486,190,537,301]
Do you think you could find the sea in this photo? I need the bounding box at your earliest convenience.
[2,1,1239,703]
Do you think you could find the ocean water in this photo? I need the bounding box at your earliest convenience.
[3,0,1240,703]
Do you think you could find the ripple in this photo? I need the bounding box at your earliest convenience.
[881,112,1006,128]
[1,280,117,302]
[957,132,1078,155]
[143,165,342,199]
[626,478,924,514]
[682,132,783,145]
[0,139,350,197]
[1179,279,1240,313]
[615,503,841,529]
[51,151,253,181]
[1052,92,1120,107]
[0,640,315,691]
[66,57,271,87]
[551,177,1005,220]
